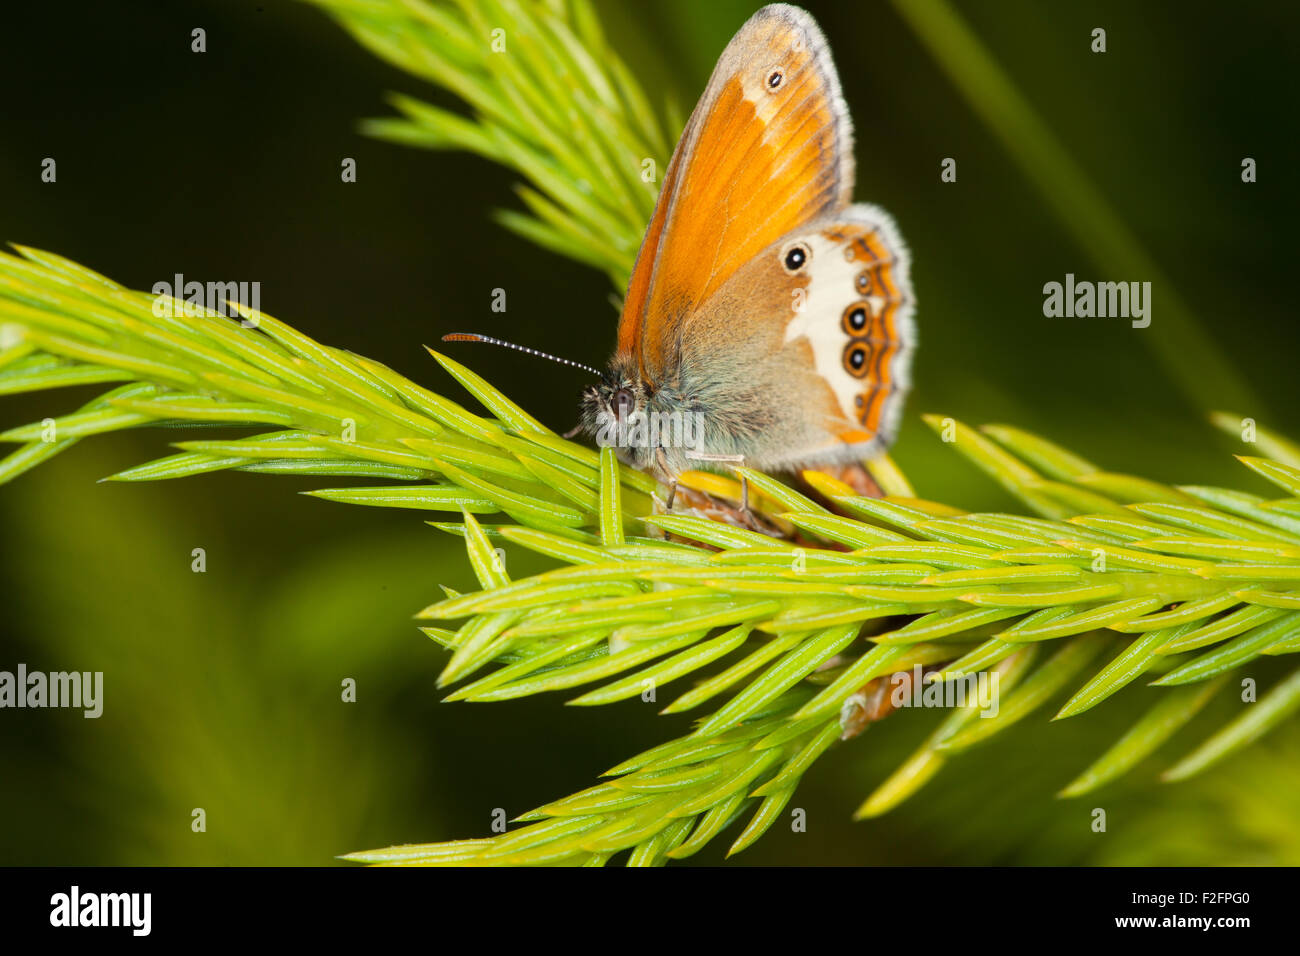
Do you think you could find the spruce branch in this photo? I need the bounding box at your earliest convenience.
[2,245,1299,864]
[304,0,669,288]
[2,0,1297,865]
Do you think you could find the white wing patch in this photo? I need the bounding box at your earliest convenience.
[782,203,916,442]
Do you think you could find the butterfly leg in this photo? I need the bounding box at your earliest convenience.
[685,450,758,525]
[735,472,772,533]
[725,463,760,532]
[656,448,679,511]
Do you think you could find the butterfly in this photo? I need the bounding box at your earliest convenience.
[576,3,915,495]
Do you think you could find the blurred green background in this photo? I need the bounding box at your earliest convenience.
[1,0,1297,865]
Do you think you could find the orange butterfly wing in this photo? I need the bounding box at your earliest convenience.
[616,4,854,386]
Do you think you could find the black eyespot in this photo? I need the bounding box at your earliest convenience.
[783,243,809,272]
[766,69,784,90]
[843,342,870,378]
[841,301,871,335]
[855,271,872,294]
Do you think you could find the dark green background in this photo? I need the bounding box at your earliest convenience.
[1,0,1297,865]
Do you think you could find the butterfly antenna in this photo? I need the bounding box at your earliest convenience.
[441,333,602,377]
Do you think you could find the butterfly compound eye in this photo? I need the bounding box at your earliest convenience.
[782,243,809,273]
[613,388,635,420]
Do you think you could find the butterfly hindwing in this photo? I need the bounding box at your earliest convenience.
[676,203,915,471]
[783,204,916,453]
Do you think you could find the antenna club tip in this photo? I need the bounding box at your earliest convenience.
[441,333,482,343]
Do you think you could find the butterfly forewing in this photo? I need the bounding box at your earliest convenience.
[617,4,854,386]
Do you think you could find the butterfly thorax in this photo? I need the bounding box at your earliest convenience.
[580,350,767,479]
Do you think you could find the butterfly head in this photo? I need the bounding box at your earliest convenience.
[582,377,645,426]
[578,356,657,466]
